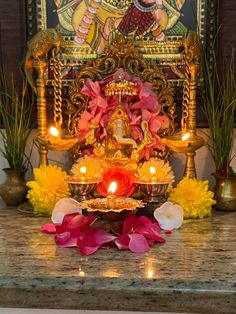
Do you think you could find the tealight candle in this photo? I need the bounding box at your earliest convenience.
[149,166,157,183]
[80,166,87,181]
[107,181,117,209]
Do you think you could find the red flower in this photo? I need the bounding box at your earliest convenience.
[97,167,136,197]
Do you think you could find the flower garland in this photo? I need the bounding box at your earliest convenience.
[76,68,170,160]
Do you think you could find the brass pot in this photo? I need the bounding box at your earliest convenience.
[0,168,28,206]
[214,175,236,211]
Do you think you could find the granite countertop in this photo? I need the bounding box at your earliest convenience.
[0,204,236,313]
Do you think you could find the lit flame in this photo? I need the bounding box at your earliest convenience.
[80,166,87,175]
[149,166,156,175]
[108,181,117,194]
[147,269,154,278]
[181,132,190,141]
[50,126,59,137]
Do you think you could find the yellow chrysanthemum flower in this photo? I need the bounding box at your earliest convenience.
[138,158,175,183]
[27,165,70,216]
[71,155,104,179]
[168,177,216,219]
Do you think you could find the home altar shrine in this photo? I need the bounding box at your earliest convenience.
[24,28,205,220]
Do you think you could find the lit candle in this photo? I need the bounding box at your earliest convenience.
[80,166,86,181]
[107,181,117,209]
[50,126,59,137]
[149,166,157,183]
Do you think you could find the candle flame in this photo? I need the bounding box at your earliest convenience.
[149,166,156,175]
[181,132,190,141]
[108,181,117,194]
[50,126,59,137]
[147,269,154,278]
[80,166,87,175]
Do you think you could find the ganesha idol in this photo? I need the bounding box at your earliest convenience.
[75,68,170,172]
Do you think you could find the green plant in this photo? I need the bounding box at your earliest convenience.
[0,67,34,170]
[202,49,236,177]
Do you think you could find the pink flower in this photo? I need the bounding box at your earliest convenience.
[131,125,143,141]
[138,81,156,98]
[115,215,165,253]
[42,213,115,255]
[77,69,169,161]
[58,213,116,254]
[78,111,93,130]
[88,95,108,115]
[81,79,101,98]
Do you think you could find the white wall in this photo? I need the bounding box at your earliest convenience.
[1,129,236,191]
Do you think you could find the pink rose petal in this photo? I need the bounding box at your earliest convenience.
[55,231,78,247]
[128,234,149,253]
[83,228,116,247]
[123,215,139,234]
[135,226,165,243]
[77,241,100,255]
[115,234,130,250]
[41,223,56,234]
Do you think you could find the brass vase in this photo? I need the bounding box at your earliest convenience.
[214,175,236,211]
[0,168,28,206]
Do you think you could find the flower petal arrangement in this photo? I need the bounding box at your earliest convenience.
[168,177,216,219]
[27,165,71,216]
[76,68,170,160]
[41,212,167,255]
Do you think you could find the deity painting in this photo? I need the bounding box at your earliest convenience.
[46,0,198,53]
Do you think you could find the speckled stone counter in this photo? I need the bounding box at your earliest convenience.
[0,204,236,313]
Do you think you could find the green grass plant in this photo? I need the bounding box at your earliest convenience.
[0,67,34,170]
[202,49,236,177]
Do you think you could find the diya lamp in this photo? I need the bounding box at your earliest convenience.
[66,166,100,201]
[37,125,79,151]
[136,166,169,203]
[106,181,117,209]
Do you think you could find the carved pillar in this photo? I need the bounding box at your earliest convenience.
[33,59,48,165]
[186,62,201,137]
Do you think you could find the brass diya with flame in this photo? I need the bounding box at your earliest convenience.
[136,166,170,204]
[78,181,144,221]
[65,167,101,201]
